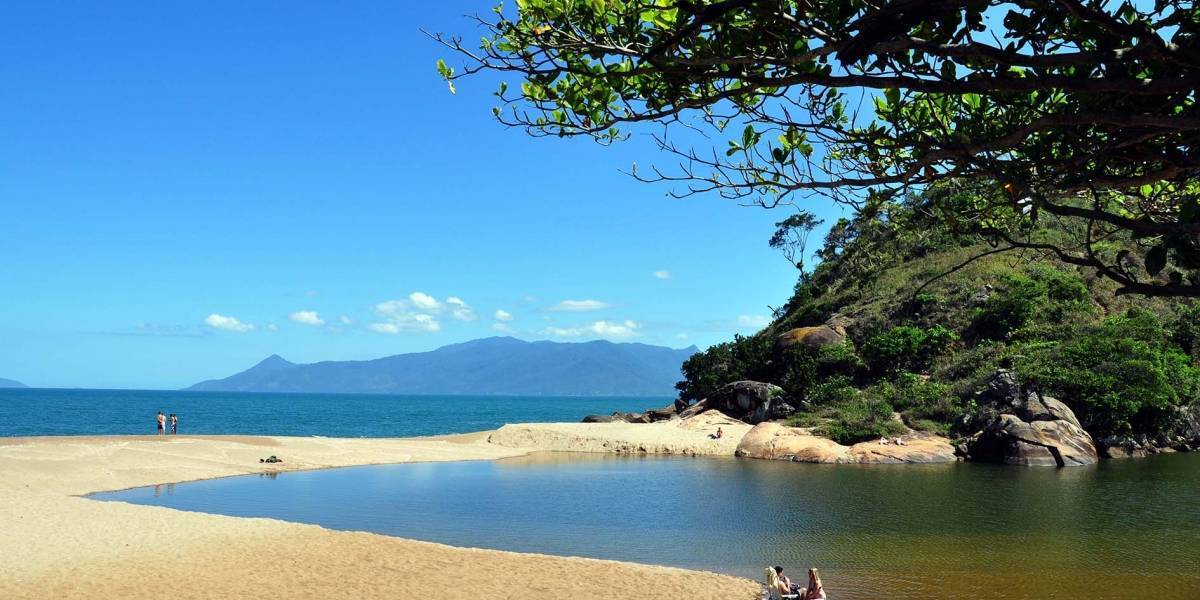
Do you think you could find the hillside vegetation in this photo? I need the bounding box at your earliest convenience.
[678,184,1200,448]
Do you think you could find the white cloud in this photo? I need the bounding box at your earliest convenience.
[339,315,352,325]
[494,309,513,322]
[543,320,640,340]
[653,270,671,280]
[492,322,513,333]
[736,315,771,329]
[370,298,440,334]
[368,313,440,334]
[368,322,400,334]
[549,299,610,312]
[267,323,280,332]
[676,333,689,340]
[204,313,255,333]
[446,296,476,321]
[289,310,324,326]
[409,292,441,311]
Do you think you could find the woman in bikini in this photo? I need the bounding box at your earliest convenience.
[804,568,826,599]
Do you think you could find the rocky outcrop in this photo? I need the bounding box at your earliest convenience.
[580,404,678,424]
[775,325,845,351]
[735,422,849,462]
[961,370,1098,467]
[702,380,795,424]
[735,422,956,464]
[968,414,1097,466]
[581,414,618,423]
[847,435,959,464]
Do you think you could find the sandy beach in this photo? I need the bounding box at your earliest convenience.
[0,423,761,600]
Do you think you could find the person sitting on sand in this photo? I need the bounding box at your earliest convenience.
[711,427,724,440]
[772,566,803,597]
[765,567,793,599]
[804,568,826,599]
[156,411,166,435]
[170,413,178,434]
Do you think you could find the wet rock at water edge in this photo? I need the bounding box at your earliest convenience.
[961,369,1098,467]
[968,414,1097,467]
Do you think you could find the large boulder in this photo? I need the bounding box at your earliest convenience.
[959,369,1098,467]
[775,325,845,351]
[968,414,1097,467]
[971,369,1081,428]
[736,423,957,464]
[644,405,678,422]
[707,380,792,424]
[735,422,849,462]
[847,435,958,464]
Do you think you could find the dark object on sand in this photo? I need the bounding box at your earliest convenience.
[259,455,283,464]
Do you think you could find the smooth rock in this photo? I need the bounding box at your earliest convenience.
[847,435,958,464]
[969,414,1097,467]
[735,422,849,462]
[735,423,957,464]
[775,326,845,351]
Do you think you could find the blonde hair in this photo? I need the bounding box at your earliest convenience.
[765,567,779,589]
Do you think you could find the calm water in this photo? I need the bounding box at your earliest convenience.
[0,388,662,437]
[93,453,1200,600]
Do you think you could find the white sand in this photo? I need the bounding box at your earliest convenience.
[0,434,760,600]
[488,410,750,455]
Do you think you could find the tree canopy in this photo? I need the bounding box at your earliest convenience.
[434,0,1200,296]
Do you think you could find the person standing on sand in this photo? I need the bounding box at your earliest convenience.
[156,411,166,435]
[170,413,178,434]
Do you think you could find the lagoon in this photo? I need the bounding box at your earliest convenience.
[92,452,1200,600]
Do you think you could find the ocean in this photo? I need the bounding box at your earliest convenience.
[0,387,665,437]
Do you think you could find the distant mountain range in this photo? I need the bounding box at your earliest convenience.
[186,337,698,397]
[0,377,27,388]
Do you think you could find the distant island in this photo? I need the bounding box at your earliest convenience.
[0,377,27,389]
[187,336,698,397]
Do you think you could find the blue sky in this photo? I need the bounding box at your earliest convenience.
[0,1,847,389]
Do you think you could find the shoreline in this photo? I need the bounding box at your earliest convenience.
[0,429,762,600]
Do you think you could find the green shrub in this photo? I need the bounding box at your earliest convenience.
[863,373,960,433]
[1171,303,1200,359]
[974,265,1090,339]
[861,325,958,374]
[783,412,826,428]
[806,375,859,406]
[1013,309,1200,437]
[676,334,776,402]
[814,397,906,444]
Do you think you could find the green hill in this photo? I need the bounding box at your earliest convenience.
[678,184,1200,451]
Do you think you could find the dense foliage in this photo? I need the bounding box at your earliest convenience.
[439,0,1200,297]
[676,187,1200,443]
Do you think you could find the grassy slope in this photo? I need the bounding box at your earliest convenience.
[679,196,1200,446]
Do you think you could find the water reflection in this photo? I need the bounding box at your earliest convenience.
[93,453,1200,600]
